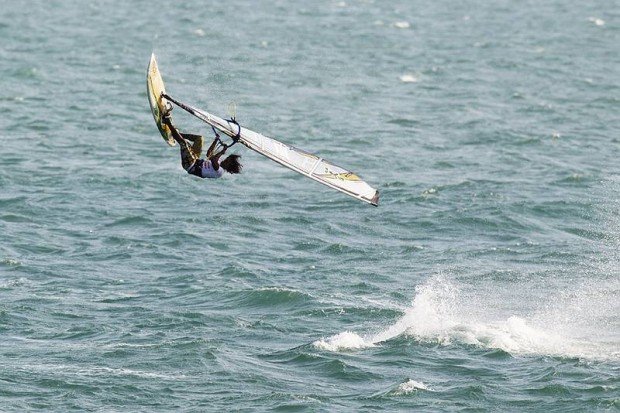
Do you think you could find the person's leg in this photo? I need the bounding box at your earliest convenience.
[182,134,204,159]
[164,118,186,147]
[179,140,198,170]
[192,137,204,159]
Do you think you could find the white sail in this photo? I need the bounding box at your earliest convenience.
[164,95,380,206]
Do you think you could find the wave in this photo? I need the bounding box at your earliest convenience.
[316,275,619,361]
[368,378,431,400]
[103,215,153,228]
[588,17,605,26]
[14,363,184,381]
[224,287,314,310]
[392,21,410,29]
[399,74,419,83]
[1,258,21,267]
[392,379,430,394]
[313,331,375,352]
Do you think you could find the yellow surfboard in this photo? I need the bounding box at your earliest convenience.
[146,53,175,146]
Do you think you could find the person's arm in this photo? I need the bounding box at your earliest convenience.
[162,115,184,145]
[206,137,220,159]
[210,145,228,170]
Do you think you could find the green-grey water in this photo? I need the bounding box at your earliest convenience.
[1,0,619,411]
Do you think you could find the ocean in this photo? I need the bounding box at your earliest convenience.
[1,0,618,411]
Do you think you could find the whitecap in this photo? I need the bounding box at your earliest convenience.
[588,17,605,26]
[393,21,410,29]
[366,275,620,361]
[2,258,20,266]
[399,74,419,83]
[394,379,429,394]
[17,363,185,380]
[313,331,374,351]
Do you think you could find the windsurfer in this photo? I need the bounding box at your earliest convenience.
[162,112,242,178]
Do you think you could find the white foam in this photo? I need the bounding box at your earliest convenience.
[342,275,619,360]
[394,379,429,394]
[393,21,410,29]
[87,366,185,380]
[445,316,579,357]
[17,363,184,380]
[313,331,375,351]
[1,258,20,266]
[399,74,419,83]
[0,277,28,289]
[194,28,205,36]
[588,17,605,26]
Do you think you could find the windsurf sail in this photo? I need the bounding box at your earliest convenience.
[164,94,380,206]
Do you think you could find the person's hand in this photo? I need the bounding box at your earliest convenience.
[215,137,225,148]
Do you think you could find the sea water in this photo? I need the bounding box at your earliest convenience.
[1,0,618,411]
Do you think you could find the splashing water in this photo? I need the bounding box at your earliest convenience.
[313,331,374,351]
[317,274,619,360]
[393,379,430,394]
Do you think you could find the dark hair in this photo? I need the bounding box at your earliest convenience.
[220,155,242,174]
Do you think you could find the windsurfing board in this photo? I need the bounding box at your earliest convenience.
[146,53,175,146]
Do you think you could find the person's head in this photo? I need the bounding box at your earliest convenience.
[220,154,242,174]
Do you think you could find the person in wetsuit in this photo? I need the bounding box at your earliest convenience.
[162,113,242,178]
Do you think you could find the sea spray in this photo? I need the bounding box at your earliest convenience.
[313,331,374,351]
[372,274,459,344]
[318,274,618,360]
